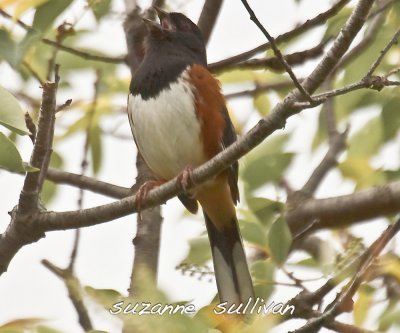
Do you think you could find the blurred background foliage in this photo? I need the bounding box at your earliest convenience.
[0,0,400,332]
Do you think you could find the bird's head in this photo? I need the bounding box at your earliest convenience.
[143,7,206,65]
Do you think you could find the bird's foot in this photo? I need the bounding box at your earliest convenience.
[177,165,196,192]
[134,179,166,212]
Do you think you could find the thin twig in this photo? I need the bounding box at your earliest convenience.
[209,0,350,72]
[226,41,327,72]
[42,38,126,64]
[365,28,400,77]
[45,168,129,199]
[240,0,313,102]
[302,128,349,195]
[42,259,93,331]
[0,10,125,64]
[225,79,298,99]
[22,61,45,86]
[24,112,37,144]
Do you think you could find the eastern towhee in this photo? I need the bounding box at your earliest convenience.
[128,7,254,308]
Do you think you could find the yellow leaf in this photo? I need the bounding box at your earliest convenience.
[353,285,375,326]
[339,158,386,189]
[381,255,400,281]
[14,0,49,19]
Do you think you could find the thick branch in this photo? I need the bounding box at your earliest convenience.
[18,77,58,214]
[124,1,163,302]
[288,181,400,232]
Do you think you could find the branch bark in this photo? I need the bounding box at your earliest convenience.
[197,0,223,45]
[123,1,163,302]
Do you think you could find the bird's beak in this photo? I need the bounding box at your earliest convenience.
[153,6,175,32]
[142,17,163,35]
[153,6,168,22]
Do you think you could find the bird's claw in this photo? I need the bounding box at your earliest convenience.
[177,165,196,192]
[135,179,166,213]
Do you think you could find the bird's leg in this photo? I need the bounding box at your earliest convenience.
[134,179,166,212]
[176,165,196,193]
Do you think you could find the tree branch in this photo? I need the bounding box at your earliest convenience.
[288,181,400,232]
[41,259,93,331]
[18,69,59,214]
[301,128,348,196]
[240,0,313,102]
[45,168,129,198]
[208,0,351,72]
[197,0,223,45]
[221,41,326,72]
[42,38,126,64]
[123,1,163,302]
[225,79,297,99]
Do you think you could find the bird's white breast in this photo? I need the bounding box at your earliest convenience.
[128,72,206,180]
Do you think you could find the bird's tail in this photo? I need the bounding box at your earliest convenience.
[204,212,255,307]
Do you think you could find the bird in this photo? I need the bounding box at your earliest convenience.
[127,7,255,308]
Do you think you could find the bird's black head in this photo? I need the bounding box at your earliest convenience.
[143,7,207,65]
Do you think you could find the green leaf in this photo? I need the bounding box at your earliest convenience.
[0,29,18,67]
[343,25,393,84]
[323,7,352,40]
[90,0,112,21]
[36,326,63,333]
[253,93,270,116]
[385,169,400,182]
[241,134,292,190]
[245,196,284,227]
[182,236,211,266]
[251,260,275,300]
[382,97,400,141]
[267,217,292,266]
[348,116,383,158]
[239,219,268,250]
[0,318,46,330]
[84,287,122,309]
[0,86,30,135]
[0,132,36,172]
[90,123,102,175]
[242,153,293,191]
[379,309,400,331]
[32,0,74,33]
